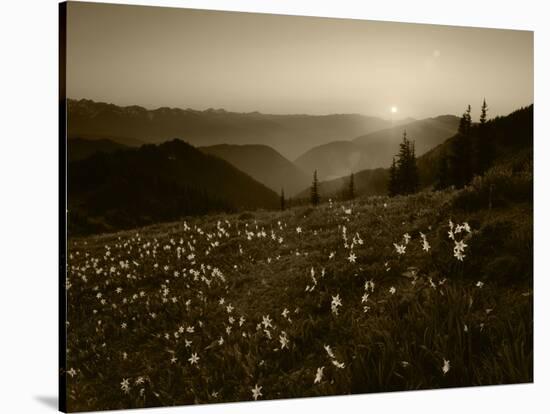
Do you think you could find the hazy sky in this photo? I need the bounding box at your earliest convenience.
[66,2,533,119]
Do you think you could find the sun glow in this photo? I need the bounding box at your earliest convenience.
[391,106,398,114]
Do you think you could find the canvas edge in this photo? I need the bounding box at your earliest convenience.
[59,2,68,412]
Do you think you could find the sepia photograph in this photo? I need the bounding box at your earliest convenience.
[60,1,533,412]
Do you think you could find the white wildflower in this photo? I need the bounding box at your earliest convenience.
[251,384,263,400]
[314,367,324,384]
[331,294,342,315]
[188,353,200,365]
[324,344,335,359]
[393,243,406,255]
[442,359,451,374]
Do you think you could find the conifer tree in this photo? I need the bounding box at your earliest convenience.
[476,99,494,174]
[449,105,473,188]
[388,157,398,197]
[310,170,320,206]
[410,140,419,192]
[388,132,419,196]
[435,153,449,190]
[396,131,411,194]
[280,188,285,211]
[480,99,488,124]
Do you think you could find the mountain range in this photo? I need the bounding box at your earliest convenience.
[68,139,279,235]
[67,137,311,197]
[307,105,533,199]
[294,115,460,180]
[67,98,408,159]
[68,137,129,162]
[199,144,310,196]
[66,98,532,235]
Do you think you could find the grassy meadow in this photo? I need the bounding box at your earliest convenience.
[65,166,532,411]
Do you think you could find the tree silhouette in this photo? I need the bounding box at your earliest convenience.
[280,188,286,211]
[388,131,419,196]
[480,99,488,124]
[435,152,449,190]
[410,140,419,193]
[310,170,320,206]
[388,157,398,196]
[449,105,473,188]
[476,99,494,174]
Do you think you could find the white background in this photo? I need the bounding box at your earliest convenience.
[0,0,548,412]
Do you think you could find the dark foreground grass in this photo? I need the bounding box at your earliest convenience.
[65,187,532,411]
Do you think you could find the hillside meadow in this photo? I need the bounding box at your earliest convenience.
[65,167,532,411]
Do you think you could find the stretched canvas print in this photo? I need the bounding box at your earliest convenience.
[59,1,534,412]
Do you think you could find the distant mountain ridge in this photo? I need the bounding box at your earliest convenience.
[295,115,460,180]
[67,138,311,196]
[199,144,310,196]
[68,139,279,235]
[67,98,405,159]
[303,105,533,199]
[68,137,129,162]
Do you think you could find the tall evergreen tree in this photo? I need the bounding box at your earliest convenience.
[449,105,473,188]
[280,188,285,211]
[410,140,419,192]
[388,157,398,197]
[310,170,320,206]
[435,153,449,190]
[476,99,494,174]
[465,104,472,133]
[389,131,419,196]
[480,99,488,124]
[396,131,411,194]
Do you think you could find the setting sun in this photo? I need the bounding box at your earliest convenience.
[391,106,398,113]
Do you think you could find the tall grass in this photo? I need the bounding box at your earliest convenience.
[65,185,532,411]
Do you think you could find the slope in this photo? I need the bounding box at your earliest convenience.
[67,98,396,159]
[295,115,459,180]
[297,106,532,199]
[200,144,310,196]
[68,139,279,235]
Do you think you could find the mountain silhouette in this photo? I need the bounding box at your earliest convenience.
[200,144,309,196]
[298,106,532,198]
[68,137,129,162]
[67,99,400,159]
[295,115,459,180]
[68,139,279,235]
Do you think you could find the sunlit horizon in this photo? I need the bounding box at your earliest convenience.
[66,3,533,121]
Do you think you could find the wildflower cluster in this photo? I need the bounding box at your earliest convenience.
[64,193,531,412]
